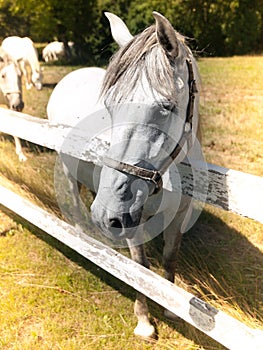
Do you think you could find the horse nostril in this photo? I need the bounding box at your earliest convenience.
[108,218,123,235]
[109,218,122,228]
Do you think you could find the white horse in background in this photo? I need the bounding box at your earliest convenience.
[0,47,27,161]
[2,36,43,90]
[42,41,74,62]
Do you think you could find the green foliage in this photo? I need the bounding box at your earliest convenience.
[0,0,29,37]
[100,0,263,56]
[222,0,262,55]
[0,0,262,59]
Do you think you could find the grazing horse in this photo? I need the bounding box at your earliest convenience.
[2,36,43,90]
[48,12,203,339]
[42,41,74,62]
[0,47,26,161]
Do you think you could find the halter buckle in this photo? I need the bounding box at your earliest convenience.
[150,171,163,194]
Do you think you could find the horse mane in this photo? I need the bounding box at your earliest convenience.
[0,46,20,70]
[101,25,194,105]
[0,47,16,67]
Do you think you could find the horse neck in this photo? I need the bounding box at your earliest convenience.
[26,48,40,73]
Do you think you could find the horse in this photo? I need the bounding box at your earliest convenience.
[42,41,74,62]
[0,47,27,162]
[2,36,43,90]
[47,12,203,339]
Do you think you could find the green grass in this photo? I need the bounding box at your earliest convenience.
[0,57,263,349]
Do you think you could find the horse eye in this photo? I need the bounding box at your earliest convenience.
[1,72,5,79]
[162,101,173,110]
[159,100,175,112]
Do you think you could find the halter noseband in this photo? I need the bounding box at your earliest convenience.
[103,58,198,194]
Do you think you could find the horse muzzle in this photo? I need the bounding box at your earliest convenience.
[6,93,24,111]
[90,165,150,241]
[34,82,43,90]
[91,201,143,241]
[12,100,24,112]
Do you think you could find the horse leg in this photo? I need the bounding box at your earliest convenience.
[19,60,32,90]
[63,164,84,228]
[55,155,88,231]
[162,195,192,319]
[13,136,27,161]
[127,240,156,338]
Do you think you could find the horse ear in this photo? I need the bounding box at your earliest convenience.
[105,12,133,47]
[153,12,179,60]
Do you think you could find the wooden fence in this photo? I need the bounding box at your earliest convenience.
[0,108,262,349]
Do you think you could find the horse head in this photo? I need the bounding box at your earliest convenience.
[91,12,200,242]
[0,49,24,111]
[31,67,43,90]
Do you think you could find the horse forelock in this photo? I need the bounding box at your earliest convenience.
[101,25,195,105]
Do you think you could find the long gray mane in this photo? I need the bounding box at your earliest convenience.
[101,25,195,104]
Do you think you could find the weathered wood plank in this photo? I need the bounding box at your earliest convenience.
[177,161,263,224]
[0,108,109,163]
[0,185,262,350]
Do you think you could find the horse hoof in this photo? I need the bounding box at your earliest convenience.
[134,322,156,339]
[164,309,179,321]
[26,83,33,90]
[19,154,27,162]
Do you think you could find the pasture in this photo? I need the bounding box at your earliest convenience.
[0,56,262,349]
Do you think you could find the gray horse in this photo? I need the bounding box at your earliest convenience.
[48,12,203,339]
[91,12,202,337]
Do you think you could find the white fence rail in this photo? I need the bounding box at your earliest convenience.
[0,108,262,349]
[1,109,263,223]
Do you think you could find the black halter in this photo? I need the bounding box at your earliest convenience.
[103,58,198,194]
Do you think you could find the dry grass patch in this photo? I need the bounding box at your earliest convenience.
[199,56,263,176]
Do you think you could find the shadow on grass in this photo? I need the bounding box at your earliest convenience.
[1,205,262,350]
[42,82,57,89]
[0,133,55,154]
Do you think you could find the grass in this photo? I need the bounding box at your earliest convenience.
[198,56,263,176]
[0,57,262,349]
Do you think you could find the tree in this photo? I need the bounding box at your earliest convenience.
[0,0,30,38]
[222,0,262,54]
[0,0,262,58]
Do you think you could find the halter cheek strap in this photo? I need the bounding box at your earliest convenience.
[103,58,198,194]
[2,90,22,96]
